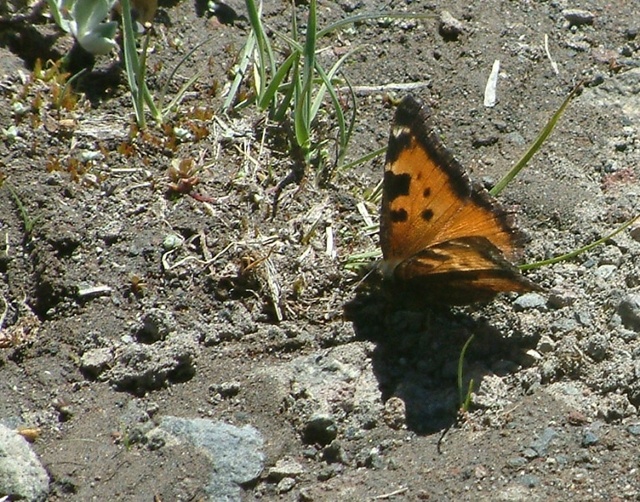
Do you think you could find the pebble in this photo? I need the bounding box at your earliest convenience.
[547,287,578,308]
[439,10,464,38]
[382,396,406,430]
[513,292,546,312]
[80,347,114,378]
[537,335,557,353]
[582,334,608,362]
[618,294,640,331]
[276,477,296,494]
[138,308,177,342]
[562,9,595,26]
[626,423,640,436]
[595,264,617,279]
[581,430,599,447]
[529,427,558,457]
[268,458,305,481]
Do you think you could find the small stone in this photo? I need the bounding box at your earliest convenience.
[138,308,176,343]
[529,427,558,457]
[537,335,556,353]
[0,424,50,501]
[275,477,296,494]
[80,348,114,378]
[439,10,464,39]
[268,458,304,481]
[382,396,406,430]
[595,264,616,279]
[322,440,349,464]
[506,456,527,468]
[210,381,241,398]
[626,423,640,436]
[513,292,546,312]
[519,474,540,488]
[562,9,595,26]
[549,287,578,308]
[598,246,623,266]
[581,430,599,447]
[582,334,608,362]
[618,294,640,331]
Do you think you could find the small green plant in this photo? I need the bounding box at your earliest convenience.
[47,0,119,55]
[4,181,36,235]
[226,1,433,182]
[457,335,475,413]
[119,1,211,128]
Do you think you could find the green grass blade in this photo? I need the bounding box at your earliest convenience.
[258,51,298,111]
[293,0,317,152]
[223,29,256,110]
[120,0,144,126]
[490,84,581,196]
[159,36,213,113]
[336,146,386,173]
[317,12,436,38]
[458,334,475,410]
[138,29,161,123]
[520,214,639,270]
[245,0,275,99]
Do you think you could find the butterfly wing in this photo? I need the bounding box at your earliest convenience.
[393,237,540,304]
[379,95,538,303]
[381,95,520,266]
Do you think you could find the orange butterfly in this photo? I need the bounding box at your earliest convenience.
[379,95,541,304]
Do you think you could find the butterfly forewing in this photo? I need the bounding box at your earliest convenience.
[379,95,540,304]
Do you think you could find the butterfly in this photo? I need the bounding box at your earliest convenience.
[379,95,541,304]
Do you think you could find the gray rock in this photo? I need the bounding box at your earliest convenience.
[138,308,177,342]
[513,292,546,312]
[80,347,114,378]
[562,8,595,26]
[618,294,640,331]
[268,457,305,481]
[159,417,264,502]
[275,477,296,494]
[529,427,558,457]
[0,424,49,502]
[595,264,616,279]
[547,287,578,308]
[107,331,200,392]
[537,335,556,353]
[439,10,464,38]
[582,334,608,362]
[626,423,640,436]
[581,429,599,447]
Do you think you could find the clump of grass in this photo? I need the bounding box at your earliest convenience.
[225,1,434,185]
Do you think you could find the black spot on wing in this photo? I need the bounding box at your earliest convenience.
[421,209,434,221]
[393,95,472,201]
[423,187,431,197]
[383,171,411,202]
[390,208,408,222]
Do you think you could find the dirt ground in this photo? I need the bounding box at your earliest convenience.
[1,0,640,500]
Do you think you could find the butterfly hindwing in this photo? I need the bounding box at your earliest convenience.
[393,237,539,304]
[379,95,540,304]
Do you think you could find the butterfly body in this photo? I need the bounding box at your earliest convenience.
[379,95,540,304]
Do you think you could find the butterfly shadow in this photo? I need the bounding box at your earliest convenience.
[344,285,541,434]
